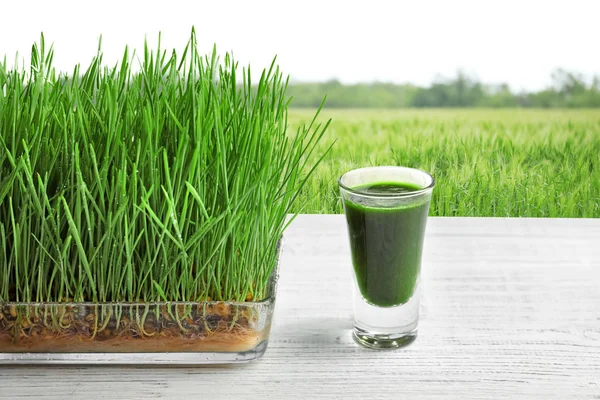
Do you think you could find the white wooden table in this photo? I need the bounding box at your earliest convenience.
[1,215,599,399]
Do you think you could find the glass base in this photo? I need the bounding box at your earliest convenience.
[353,327,417,349]
[0,341,269,365]
[351,282,420,350]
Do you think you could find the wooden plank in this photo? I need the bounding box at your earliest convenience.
[0,216,599,399]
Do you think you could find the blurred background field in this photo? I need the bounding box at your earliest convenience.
[289,108,600,217]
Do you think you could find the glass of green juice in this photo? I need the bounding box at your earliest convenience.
[339,166,435,349]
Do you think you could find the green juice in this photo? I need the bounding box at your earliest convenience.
[343,182,430,307]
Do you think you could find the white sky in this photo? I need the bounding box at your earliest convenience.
[1,0,598,91]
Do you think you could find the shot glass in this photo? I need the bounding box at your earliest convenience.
[339,166,435,349]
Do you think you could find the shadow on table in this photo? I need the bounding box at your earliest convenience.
[271,316,354,348]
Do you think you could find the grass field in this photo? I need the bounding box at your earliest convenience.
[288,109,600,217]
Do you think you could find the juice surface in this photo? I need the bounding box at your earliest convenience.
[344,181,430,307]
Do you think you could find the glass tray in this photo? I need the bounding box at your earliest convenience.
[0,244,280,365]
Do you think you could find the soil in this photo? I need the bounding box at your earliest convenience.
[0,303,268,353]
[0,330,263,353]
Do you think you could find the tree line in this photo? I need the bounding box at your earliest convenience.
[286,69,600,108]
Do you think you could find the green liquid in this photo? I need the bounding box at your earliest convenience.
[343,181,430,307]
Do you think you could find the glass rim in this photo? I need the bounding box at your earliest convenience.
[338,166,435,198]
